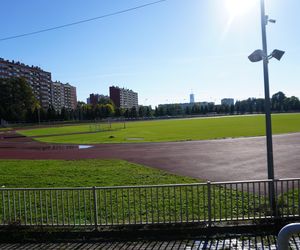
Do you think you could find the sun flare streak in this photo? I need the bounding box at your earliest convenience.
[222,0,258,39]
[225,0,257,19]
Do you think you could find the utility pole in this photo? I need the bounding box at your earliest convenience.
[260,0,276,214]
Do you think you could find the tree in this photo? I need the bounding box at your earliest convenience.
[192,104,200,114]
[272,91,286,111]
[104,104,115,117]
[185,106,191,115]
[75,102,85,120]
[230,104,235,114]
[124,109,129,118]
[138,106,145,117]
[154,107,159,117]
[114,107,124,117]
[146,106,152,117]
[98,96,114,106]
[130,107,138,118]
[47,105,57,121]
[0,78,38,121]
[60,107,69,120]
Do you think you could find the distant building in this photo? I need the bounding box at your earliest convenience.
[221,98,234,106]
[158,101,215,110]
[51,81,64,111]
[199,102,215,107]
[88,93,108,106]
[86,97,90,104]
[190,93,195,104]
[51,81,77,111]
[0,57,77,111]
[109,86,138,109]
[0,58,52,110]
[64,83,77,110]
[89,94,100,106]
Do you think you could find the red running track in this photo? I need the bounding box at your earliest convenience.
[0,131,299,182]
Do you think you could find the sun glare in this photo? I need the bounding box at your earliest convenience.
[225,0,257,18]
[221,0,258,40]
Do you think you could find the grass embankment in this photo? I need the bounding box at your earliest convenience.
[0,159,297,224]
[18,114,300,144]
[0,159,264,224]
[0,159,198,188]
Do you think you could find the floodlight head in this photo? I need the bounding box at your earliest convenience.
[248,49,265,62]
[271,49,285,61]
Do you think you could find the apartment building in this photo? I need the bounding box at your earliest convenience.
[52,81,77,111]
[65,83,77,111]
[0,58,77,111]
[109,86,138,109]
[0,58,52,110]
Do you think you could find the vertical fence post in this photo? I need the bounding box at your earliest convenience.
[273,179,279,219]
[207,181,212,227]
[93,187,98,231]
[269,179,276,217]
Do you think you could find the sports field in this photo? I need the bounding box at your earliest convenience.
[18,114,300,144]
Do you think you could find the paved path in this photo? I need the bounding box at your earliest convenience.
[0,131,299,181]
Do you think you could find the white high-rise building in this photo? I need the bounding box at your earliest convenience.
[190,93,195,104]
[51,81,77,111]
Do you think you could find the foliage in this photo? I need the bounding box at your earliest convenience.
[0,78,39,121]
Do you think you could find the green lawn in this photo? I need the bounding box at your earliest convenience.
[18,114,300,144]
[0,159,297,225]
[0,127,11,131]
[0,159,269,224]
[0,159,199,188]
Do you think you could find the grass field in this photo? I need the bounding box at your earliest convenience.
[0,159,297,225]
[0,159,199,188]
[0,127,11,131]
[18,113,300,144]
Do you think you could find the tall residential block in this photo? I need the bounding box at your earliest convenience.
[109,86,138,109]
[51,81,77,111]
[0,58,77,111]
[0,58,52,110]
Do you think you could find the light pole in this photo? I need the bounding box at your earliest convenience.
[248,0,285,214]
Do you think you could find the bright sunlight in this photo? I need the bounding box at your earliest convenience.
[225,0,257,18]
[221,0,259,39]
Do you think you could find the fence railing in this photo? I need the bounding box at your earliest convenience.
[0,178,299,227]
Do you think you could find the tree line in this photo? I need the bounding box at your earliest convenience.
[1,78,300,123]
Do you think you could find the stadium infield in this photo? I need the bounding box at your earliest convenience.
[17,114,300,144]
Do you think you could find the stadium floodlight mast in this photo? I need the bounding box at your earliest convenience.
[248,0,285,214]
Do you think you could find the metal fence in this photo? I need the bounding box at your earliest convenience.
[0,178,299,227]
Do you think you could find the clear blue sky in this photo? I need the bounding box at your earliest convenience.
[0,0,299,106]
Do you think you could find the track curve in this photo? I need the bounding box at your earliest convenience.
[0,131,299,181]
